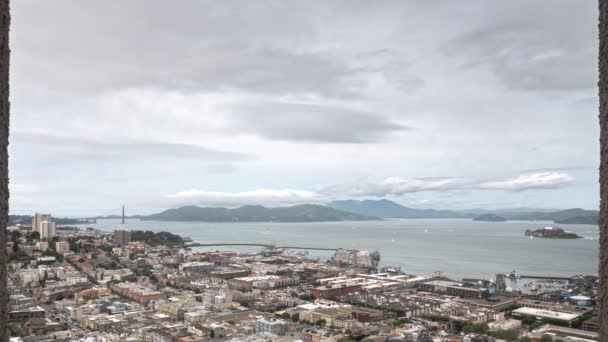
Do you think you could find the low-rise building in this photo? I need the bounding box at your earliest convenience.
[55,241,71,254]
[512,307,582,327]
[422,280,489,298]
[111,282,165,305]
[311,283,362,299]
[254,318,288,336]
[581,316,599,332]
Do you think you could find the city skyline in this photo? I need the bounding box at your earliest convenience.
[9,1,599,216]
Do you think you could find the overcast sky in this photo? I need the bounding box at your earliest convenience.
[9,1,599,216]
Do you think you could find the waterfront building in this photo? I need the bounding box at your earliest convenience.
[495,273,507,293]
[110,282,165,305]
[569,295,592,307]
[422,280,489,298]
[512,307,582,326]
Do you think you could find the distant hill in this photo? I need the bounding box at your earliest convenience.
[501,208,598,225]
[473,214,507,222]
[328,199,471,219]
[8,215,95,226]
[554,216,598,225]
[141,204,378,222]
[327,200,598,225]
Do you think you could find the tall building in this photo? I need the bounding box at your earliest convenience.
[114,205,131,246]
[114,228,131,246]
[39,220,56,240]
[32,213,52,234]
[496,273,507,293]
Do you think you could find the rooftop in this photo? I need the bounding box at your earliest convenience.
[512,307,581,321]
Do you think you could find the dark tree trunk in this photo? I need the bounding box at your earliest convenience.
[600,1,608,341]
[0,0,7,340]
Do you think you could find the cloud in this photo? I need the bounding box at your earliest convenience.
[6,1,599,213]
[164,189,326,207]
[230,102,409,143]
[91,89,410,144]
[323,177,469,197]
[9,183,47,213]
[10,183,46,195]
[479,172,574,191]
[12,2,423,99]
[445,2,597,91]
[163,171,574,208]
[11,132,250,162]
[325,172,574,197]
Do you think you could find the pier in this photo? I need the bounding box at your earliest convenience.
[519,275,572,281]
[183,243,356,252]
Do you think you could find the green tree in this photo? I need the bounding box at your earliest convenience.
[489,329,520,341]
[27,231,40,242]
[462,323,489,335]
[539,334,553,342]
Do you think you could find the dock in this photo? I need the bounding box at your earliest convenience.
[183,243,356,252]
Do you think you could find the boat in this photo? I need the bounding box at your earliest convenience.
[508,270,521,279]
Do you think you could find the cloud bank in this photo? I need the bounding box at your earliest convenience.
[164,172,575,207]
[164,189,327,208]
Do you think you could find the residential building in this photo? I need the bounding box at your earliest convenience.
[32,213,52,234]
[255,318,288,336]
[36,241,49,252]
[55,241,70,254]
[311,283,362,299]
[582,316,599,332]
[39,220,56,240]
[114,228,131,246]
